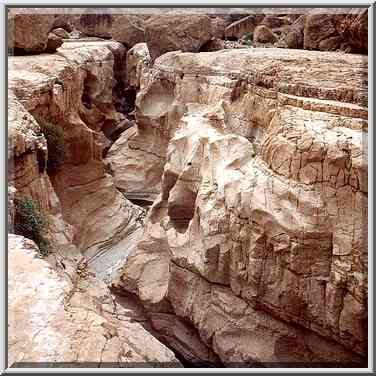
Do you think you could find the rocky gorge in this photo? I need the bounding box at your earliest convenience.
[7,8,368,368]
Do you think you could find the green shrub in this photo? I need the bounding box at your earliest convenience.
[13,196,50,257]
[243,32,253,42]
[38,120,65,174]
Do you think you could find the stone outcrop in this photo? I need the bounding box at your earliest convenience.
[46,32,64,53]
[144,15,213,61]
[8,91,73,245]
[7,9,368,369]
[303,8,368,53]
[73,14,146,48]
[8,10,72,54]
[111,15,146,48]
[339,8,368,53]
[8,39,142,258]
[125,43,150,89]
[8,234,180,366]
[253,25,277,44]
[115,48,368,366]
[282,15,305,49]
[78,14,113,39]
[223,9,367,54]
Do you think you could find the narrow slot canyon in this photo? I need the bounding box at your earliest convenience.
[7,8,368,369]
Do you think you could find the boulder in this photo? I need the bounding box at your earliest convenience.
[303,9,340,50]
[283,15,305,49]
[52,27,70,39]
[260,15,291,29]
[45,32,63,53]
[111,15,145,48]
[210,17,227,39]
[144,15,212,61]
[338,8,368,53]
[8,12,56,54]
[253,25,277,43]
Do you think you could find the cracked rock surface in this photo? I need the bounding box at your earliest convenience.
[8,234,181,366]
[114,47,368,365]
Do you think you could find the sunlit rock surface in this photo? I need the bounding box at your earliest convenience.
[116,47,368,365]
[8,40,143,256]
[8,234,181,366]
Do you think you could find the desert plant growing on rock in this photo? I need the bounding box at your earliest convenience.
[13,196,50,257]
[37,120,65,174]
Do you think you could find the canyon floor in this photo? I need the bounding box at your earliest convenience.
[7,9,368,369]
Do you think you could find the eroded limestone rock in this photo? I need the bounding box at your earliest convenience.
[116,47,368,365]
[8,40,142,256]
[8,234,181,366]
[144,15,213,61]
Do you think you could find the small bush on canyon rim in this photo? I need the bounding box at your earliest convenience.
[37,120,65,174]
[13,196,50,257]
[243,32,253,45]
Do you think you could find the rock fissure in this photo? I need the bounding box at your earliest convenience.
[8,9,368,368]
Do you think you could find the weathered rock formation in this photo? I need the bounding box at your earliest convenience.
[111,15,146,48]
[8,91,73,245]
[144,15,213,61]
[8,10,72,54]
[225,14,263,40]
[7,8,368,369]
[114,47,368,366]
[303,8,368,53]
[8,234,180,366]
[229,9,368,54]
[254,25,277,44]
[8,39,142,258]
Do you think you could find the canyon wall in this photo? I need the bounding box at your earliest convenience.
[8,38,183,366]
[7,9,368,368]
[8,40,143,259]
[8,234,180,366]
[114,47,368,366]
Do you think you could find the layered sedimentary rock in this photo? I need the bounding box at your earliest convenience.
[303,8,368,53]
[8,234,180,366]
[8,39,142,257]
[8,91,73,245]
[116,48,368,365]
[76,14,146,48]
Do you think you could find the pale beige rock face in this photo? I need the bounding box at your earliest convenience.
[107,44,186,203]
[118,48,368,365]
[8,234,181,366]
[125,43,150,88]
[8,40,142,255]
[8,91,73,245]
